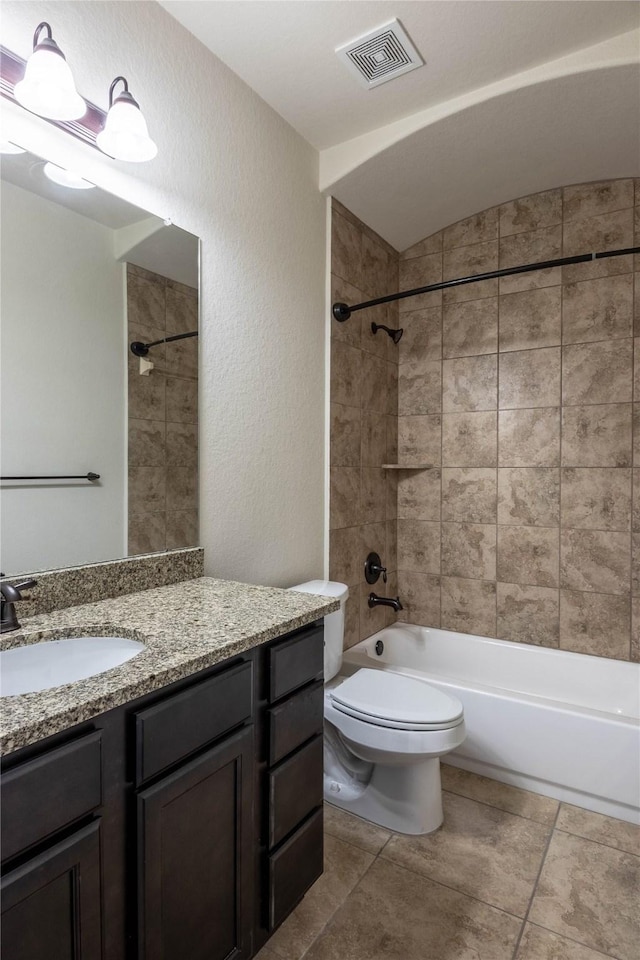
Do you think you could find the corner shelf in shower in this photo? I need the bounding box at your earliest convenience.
[381,464,434,470]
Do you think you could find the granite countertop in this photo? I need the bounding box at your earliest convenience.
[0,577,338,756]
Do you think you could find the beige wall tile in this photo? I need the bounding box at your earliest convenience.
[330,340,361,408]
[166,464,198,512]
[343,590,360,649]
[360,304,389,360]
[633,532,640,596]
[128,511,166,555]
[563,208,634,257]
[398,307,442,363]
[386,470,398,521]
[329,526,361,586]
[397,571,441,625]
[443,239,498,281]
[165,421,198,466]
[398,361,442,415]
[499,265,562,295]
[360,412,386,466]
[634,403,640,462]
[499,347,561,409]
[330,403,360,467]
[443,277,498,304]
[562,339,632,406]
[385,414,398,463]
[442,522,496,580]
[361,521,387,569]
[499,287,561,352]
[397,520,441,574]
[399,252,442,290]
[497,525,559,587]
[385,518,397,573]
[401,232,442,259]
[361,352,388,414]
[332,211,363,287]
[359,582,388,639]
[361,467,386,523]
[560,529,630,595]
[129,370,166,421]
[562,404,632,467]
[331,274,363,347]
[632,597,640,661]
[442,468,497,523]
[634,469,640,530]
[166,510,198,549]
[165,287,197,335]
[398,415,441,465]
[497,582,559,647]
[562,274,633,344]
[441,576,497,636]
[563,179,634,221]
[443,207,499,249]
[499,408,560,467]
[563,253,633,284]
[499,189,562,237]
[128,419,165,466]
[166,377,198,423]
[499,225,562,269]
[498,468,560,526]
[165,335,198,381]
[442,354,497,412]
[127,274,166,329]
[562,583,630,658]
[330,467,360,529]
[361,233,390,299]
[561,467,631,531]
[442,297,498,358]
[442,411,497,467]
[397,469,441,521]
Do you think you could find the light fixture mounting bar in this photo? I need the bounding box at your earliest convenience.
[0,44,106,149]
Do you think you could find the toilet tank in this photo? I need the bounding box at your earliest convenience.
[288,580,349,682]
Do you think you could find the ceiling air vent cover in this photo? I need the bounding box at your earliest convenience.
[336,19,424,89]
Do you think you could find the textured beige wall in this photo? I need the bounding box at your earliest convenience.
[394,178,639,662]
[329,200,400,648]
[127,264,198,556]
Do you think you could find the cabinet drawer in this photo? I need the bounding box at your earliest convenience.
[268,623,323,703]
[268,808,323,931]
[135,660,253,785]
[1,731,102,863]
[269,681,323,766]
[269,735,323,848]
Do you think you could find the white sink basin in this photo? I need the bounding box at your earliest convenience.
[0,636,146,696]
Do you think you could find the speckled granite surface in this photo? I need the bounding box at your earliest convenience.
[0,548,204,618]
[0,577,337,756]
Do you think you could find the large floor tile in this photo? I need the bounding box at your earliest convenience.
[529,831,640,960]
[323,802,392,855]
[380,791,550,916]
[441,763,559,825]
[265,834,374,960]
[556,803,640,856]
[516,923,615,959]
[304,858,521,960]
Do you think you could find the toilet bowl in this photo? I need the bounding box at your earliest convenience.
[289,580,466,835]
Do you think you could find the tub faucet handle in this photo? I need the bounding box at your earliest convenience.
[365,552,387,585]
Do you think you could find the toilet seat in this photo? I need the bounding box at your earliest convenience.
[329,668,463,731]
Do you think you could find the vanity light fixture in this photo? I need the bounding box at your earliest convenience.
[96,76,157,163]
[13,22,85,121]
[43,161,95,190]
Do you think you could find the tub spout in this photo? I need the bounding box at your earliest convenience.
[368,592,403,612]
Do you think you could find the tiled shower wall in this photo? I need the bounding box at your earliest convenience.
[329,200,400,648]
[394,178,639,662]
[127,264,199,556]
[330,180,639,660]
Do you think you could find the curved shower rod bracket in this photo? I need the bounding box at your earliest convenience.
[332,246,640,322]
[130,330,198,357]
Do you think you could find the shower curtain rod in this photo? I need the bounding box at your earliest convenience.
[332,246,639,322]
[130,330,198,357]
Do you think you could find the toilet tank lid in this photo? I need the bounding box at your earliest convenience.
[289,580,349,600]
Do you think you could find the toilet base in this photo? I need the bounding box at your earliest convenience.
[324,756,444,835]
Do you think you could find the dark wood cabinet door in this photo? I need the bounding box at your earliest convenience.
[1,820,102,960]
[137,727,254,960]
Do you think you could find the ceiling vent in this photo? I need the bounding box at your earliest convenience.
[336,19,424,89]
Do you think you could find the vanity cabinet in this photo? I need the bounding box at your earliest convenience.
[0,619,325,960]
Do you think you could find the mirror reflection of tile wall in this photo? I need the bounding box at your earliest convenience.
[127,264,199,554]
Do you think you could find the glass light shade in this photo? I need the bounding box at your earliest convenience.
[14,47,86,121]
[43,162,95,190]
[96,97,157,163]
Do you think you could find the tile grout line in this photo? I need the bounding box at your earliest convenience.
[509,801,562,959]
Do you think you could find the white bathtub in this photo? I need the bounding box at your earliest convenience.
[343,624,640,825]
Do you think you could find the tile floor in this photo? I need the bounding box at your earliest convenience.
[256,764,640,960]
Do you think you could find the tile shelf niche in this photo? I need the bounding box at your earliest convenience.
[382,464,434,470]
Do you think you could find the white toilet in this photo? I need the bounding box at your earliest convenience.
[290,580,466,835]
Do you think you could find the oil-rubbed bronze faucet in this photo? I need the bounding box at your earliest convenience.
[0,578,37,633]
[368,592,403,612]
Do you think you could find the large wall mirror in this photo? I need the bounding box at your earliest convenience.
[0,148,199,576]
